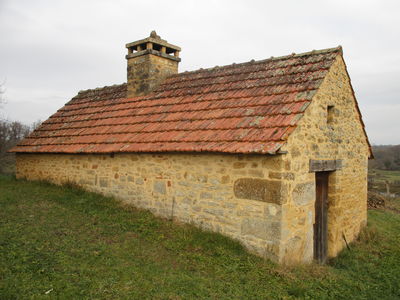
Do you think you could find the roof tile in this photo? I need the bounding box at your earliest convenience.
[12,47,343,154]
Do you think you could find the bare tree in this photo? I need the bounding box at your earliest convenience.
[0,120,30,152]
[0,119,32,174]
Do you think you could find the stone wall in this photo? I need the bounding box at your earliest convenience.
[127,53,179,97]
[16,152,289,262]
[279,55,370,263]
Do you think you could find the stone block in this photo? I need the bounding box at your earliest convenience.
[241,218,280,240]
[266,204,279,217]
[269,172,295,180]
[99,177,108,187]
[78,178,94,185]
[233,162,246,169]
[153,181,166,195]
[200,192,212,199]
[248,169,264,178]
[282,236,303,264]
[292,182,315,206]
[203,208,223,216]
[234,178,286,204]
[261,156,283,169]
[221,175,230,184]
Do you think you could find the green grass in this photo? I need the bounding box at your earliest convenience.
[369,169,400,195]
[369,169,400,183]
[1,175,400,299]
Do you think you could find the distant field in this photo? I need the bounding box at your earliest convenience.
[369,169,400,195]
[1,175,400,299]
[369,169,400,182]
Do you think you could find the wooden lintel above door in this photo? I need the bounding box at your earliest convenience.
[309,159,342,172]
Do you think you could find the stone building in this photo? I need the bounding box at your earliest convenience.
[11,31,372,264]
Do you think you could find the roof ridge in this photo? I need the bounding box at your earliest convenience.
[77,82,127,95]
[172,46,342,77]
[72,46,341,98]
[66,74,324,108]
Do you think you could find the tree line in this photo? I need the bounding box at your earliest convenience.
[0,119,41,174]
[370,145,400,171]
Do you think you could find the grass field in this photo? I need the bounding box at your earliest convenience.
[1,175,400,299]
[368,169,400,195]
[369,169,400,183]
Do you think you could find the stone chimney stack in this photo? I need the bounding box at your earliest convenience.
[125,31,181,97]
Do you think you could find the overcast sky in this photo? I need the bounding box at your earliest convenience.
[0,0,399,144]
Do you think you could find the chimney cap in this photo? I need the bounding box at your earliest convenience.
[125,31,181,52]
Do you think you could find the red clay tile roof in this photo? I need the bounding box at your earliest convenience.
[12,47,357,155]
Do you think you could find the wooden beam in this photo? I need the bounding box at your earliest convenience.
[309,159,342,172]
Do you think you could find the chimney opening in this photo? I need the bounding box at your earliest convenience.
[166,47,175,55]
[153,44,162,51]
[129,43,147,53]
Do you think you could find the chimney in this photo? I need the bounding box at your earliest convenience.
[125,31,181,97]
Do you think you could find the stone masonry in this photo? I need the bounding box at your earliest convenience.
[278,55,369,263]
[126,31,180,97]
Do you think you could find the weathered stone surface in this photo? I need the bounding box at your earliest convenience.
[99,177,108,187]
[309,159,342,172]
[269,172,295,180]
[266,204,279,217]
[234,178,285,204]
[233,162,246,169]
[282,236,303,264]
[200,192,212,199]
[221,175,230,184]
[292,182,315,206]
[247,169,264,178]
[203,208,224,216]
[79,178,93,185]
[153,181,166,195]
[241,218,280,240]
[280,56,369,261]
[135,178,144,185]
[127,51,179,97]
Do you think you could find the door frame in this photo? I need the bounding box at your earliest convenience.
[314,171,329,263]
[309,159,342,263]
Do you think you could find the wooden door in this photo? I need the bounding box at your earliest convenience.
[314,172,329,263]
